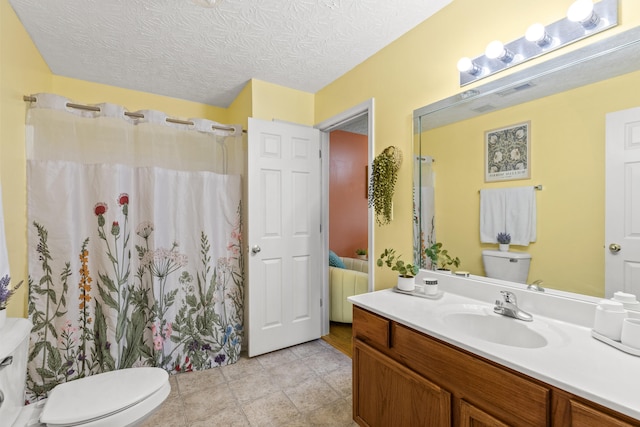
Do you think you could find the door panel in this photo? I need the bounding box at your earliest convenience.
[605,107,640,297]
[248,118,321,356]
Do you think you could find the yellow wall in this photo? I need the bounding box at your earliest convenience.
[251,79,315,126]
[1,0,51,317]
[227,80,253,129]
[315,0,640,291]
[423,70,640,296]
[51,76,228,122]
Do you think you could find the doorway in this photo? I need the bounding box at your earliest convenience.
[316,99,374,338]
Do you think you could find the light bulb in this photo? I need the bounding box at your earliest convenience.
[567,0,599,28]
[525,23,552,46]
[485,41,514,62]
[457,57,480,75]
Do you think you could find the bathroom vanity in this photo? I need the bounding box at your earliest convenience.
[349,272,640,426]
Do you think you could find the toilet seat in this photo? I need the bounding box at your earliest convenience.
[39,367,169,427]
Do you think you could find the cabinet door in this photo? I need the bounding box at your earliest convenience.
[353,339,451,427]
[460,400,510,427]
[568,400,638,427]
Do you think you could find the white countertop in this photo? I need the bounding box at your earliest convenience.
[349,272,640,421]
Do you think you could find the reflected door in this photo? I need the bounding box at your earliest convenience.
[605,107,640,297]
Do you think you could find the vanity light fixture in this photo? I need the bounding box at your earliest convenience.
[525,23,553,47]
[485,41,514,63]
[567,0,600,28]
[457,0,618,86]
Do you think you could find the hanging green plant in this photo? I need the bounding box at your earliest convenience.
[368,146,402,226]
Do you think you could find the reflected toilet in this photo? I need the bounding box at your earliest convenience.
[482,250,531,283]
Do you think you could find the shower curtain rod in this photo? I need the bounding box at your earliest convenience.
[23,95,246,134]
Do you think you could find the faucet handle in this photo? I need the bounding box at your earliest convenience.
[500,290,517,304]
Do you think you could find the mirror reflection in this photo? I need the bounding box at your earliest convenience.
[413,27,640,298]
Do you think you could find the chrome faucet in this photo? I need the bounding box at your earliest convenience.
[527,280,545,292]
[494,291,533,322]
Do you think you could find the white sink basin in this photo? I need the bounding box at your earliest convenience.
[435,304,568,349]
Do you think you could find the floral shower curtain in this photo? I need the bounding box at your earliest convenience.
[25,94,245,401]
[413,155,435,269]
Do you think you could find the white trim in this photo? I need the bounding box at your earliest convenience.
[315,99,374,336]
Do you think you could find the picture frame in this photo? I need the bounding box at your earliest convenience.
[485,121,531,182]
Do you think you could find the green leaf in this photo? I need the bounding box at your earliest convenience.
[29,341,46,362]
[99,273,118,293]
[36,367,57,380]
[47,322,58,339]
[186,294,198,308]
[98,285,119,311]
[45,289,57,304]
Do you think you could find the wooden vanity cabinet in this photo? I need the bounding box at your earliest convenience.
[352,306,640,427]
[552,389,640,427]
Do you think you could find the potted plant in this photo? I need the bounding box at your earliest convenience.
[377,248,417,291]
[497,232,511,252]
[0,274,23,329]
[355,248,367,260]
[425,242,461,272]
[368,146,402,226]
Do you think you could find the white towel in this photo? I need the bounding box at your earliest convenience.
[480,187,536,245]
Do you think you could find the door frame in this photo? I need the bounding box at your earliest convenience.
[315,99,375,336]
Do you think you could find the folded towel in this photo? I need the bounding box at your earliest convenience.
[480,186,536,246]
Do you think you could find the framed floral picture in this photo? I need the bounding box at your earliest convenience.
[485,121,531,182]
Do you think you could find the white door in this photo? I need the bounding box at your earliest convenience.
[247,118,322,357]
[605,107,640,297]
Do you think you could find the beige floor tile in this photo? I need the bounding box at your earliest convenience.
[188,404,251,426]
[284,376,341,413]
[266,358,318,389]
[141,394,188,427]
[255,347,299,369]
[303,398,356,427]
[146,339,354,426]
[289,339,327,358]
[175,366,227,396]
[241,391,302,426]
[229,370,282,403]
[220,353,265,381]
[322,364,352,397]
[182,388,239,423]
[303,349,350,376]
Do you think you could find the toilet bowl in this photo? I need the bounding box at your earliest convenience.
[482,249,531,283]
[1,318,170,427]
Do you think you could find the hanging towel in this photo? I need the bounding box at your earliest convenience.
[480,186,537,245]
[479,189,506,244]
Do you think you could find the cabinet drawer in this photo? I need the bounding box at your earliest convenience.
[392,323,550,427]
[353,306,390,349]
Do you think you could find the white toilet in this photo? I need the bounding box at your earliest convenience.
[1,318,171,427]
[482,250,531,283]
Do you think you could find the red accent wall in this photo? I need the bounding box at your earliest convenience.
[329,130,368,258]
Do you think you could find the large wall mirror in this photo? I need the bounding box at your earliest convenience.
[413,26,640,298]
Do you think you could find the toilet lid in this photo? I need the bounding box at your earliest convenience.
[40,367,168,426]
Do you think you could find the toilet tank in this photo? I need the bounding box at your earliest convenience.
[482,250,531,283]
[0,318,33,426]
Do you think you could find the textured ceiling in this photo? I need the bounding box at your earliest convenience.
[9,0,452,108]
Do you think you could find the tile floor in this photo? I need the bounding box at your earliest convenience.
[142,339,357,426]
